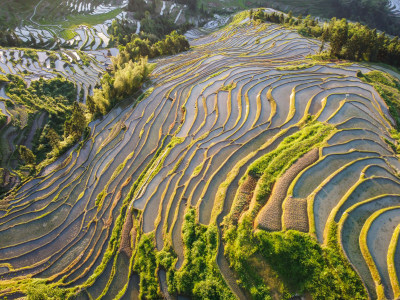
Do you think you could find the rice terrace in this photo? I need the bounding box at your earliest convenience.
[2,0,400,299]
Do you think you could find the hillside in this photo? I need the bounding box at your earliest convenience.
[1,9,400,299]
[2,0,400,49]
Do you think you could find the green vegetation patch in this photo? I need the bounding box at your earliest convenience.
[1,74,90,181]
[133,233,161,299]
[0,74,9,82]
[169,208,234,299]
[276,63,316,71]
[6,74,76,118]
[357,70,400,129]
[25,279,68,300]
[132,208,234,300]
[89,30,189,118]
[225,218,367,299]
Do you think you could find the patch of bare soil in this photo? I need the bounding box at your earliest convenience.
[255,148,319,231]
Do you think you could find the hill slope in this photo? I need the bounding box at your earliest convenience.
[1,10,400,299]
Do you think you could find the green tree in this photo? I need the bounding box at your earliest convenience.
[64,102,87,140]
[47,128,60,150]
[113,57,151,100]
[329,18,348,57]
[86,94,96,115]
[19,145,36,164]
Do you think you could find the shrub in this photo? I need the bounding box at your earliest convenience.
[19,145,36,164]
[26,281,66,300]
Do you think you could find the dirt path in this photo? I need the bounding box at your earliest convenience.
[25,112,46,149]
[215,167,249,300]
[216,225,248,300]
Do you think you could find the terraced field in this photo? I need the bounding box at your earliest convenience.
[1,10,400,299]
[1,0,130,50]
[389,0,400,16]
[0,48,115,102]
[6,0,191,51]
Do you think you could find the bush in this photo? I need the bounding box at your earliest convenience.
[19,145,36,164]
[133,233,161,300]
[256,230,367,299]
[26,281,66,300]
[90,57,152,116]
[0,112,7,127]
[173,209,234,299]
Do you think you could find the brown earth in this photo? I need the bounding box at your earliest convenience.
[119,206,135,257]
[226,174,258,227]
[255,148,319,231]
[283,197,309,232]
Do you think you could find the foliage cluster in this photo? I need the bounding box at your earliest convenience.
[328,0,399,36]
[133,233,161,299]
[172,208,233,299]
[6,75,75,118]
[4,74,87,169]
[87,57,152,116]
[0,111,7,128]
[88,30,189,117]
[109,13,191,47]
[113,30,190,63]
[25,280,67,300]
[224,217,367,300]
[133,208,234,300]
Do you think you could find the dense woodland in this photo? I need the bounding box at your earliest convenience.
[327,0,400,36]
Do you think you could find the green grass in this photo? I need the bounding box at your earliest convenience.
[220,82,236,91]
[277,63,316,71]
[60,29,77,40]
[57,8,122,29]
[223,216,367,300]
